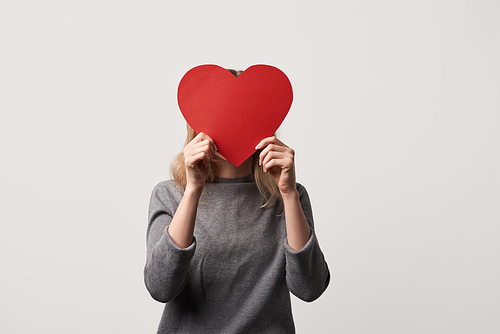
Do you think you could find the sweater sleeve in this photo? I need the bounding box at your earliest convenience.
[143,182,196,303]
[284,183,330,302]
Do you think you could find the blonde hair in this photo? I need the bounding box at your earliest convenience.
[170,69,282,208]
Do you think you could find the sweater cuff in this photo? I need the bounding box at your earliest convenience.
[283,228,323,279]
[163,227,196,265]
[283,229,330,301]
[283,228,315,255]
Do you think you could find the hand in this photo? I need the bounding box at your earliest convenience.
[255,137,297,196]
[184,132,216,193]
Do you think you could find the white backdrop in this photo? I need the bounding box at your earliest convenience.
[1,0,499,333]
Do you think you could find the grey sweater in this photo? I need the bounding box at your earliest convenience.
[144,174,330,333]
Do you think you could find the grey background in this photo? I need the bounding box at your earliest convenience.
[1,0,499,333]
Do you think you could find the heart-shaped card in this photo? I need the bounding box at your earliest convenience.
[177,64,293,167]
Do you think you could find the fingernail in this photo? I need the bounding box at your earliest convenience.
[255,144,260,149]
[214,143,218,151]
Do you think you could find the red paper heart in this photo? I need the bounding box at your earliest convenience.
[177,64,293,167]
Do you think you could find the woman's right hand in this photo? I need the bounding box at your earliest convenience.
[183,132,216,193]
[168,132,216,249]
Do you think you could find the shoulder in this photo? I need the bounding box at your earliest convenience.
[150,180,184,207]
[152,179,178,194]
[153,179,177,191]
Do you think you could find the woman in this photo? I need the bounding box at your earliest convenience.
[144,70,330,333]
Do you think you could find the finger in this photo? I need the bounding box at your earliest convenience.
[255,136,286,150]
[259,143,290,158]
[189,145,213,163]
[195,132,217,151]
[261,151,288,171]
[187,139,215,159]
[185,142,214,165]
[262,157,294,174]
[187,151,211,168]
[190,132,204,145]
[259,144,293,166]
[197,135,216,156]
[189,139,213,152]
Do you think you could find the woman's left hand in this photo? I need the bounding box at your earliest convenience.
[255,137,297,196]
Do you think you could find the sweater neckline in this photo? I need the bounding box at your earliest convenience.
[212,173,255,184]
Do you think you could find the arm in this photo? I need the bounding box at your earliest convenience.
[144,132,216,302]
[256,137,330,301]
[283,184,330,302]
[281,189,312,251]
[256,137,311,251]
[168,132,216,248]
